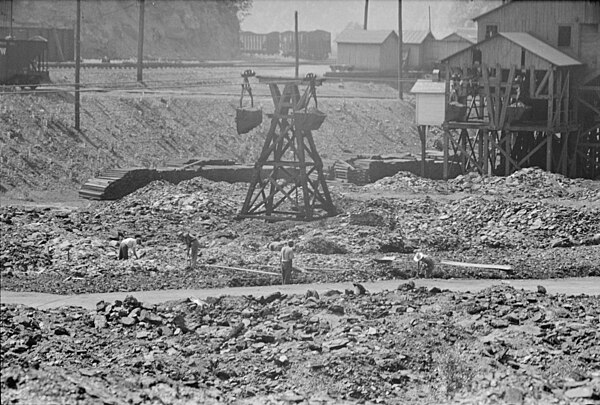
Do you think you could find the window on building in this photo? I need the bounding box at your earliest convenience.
[485,25,498,39]
[558,26,571,47]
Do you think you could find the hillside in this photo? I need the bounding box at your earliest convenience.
[0,67,419,194]
[10,0,243,60]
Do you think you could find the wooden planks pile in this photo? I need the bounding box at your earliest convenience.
[78,167,158,200]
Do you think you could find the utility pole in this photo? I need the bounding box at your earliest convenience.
[363,0,369,30]
[294,11,299,78]
[137,0,145,82]
[75,0,81,130]
[398,0,403,100]
[9,0,13,36]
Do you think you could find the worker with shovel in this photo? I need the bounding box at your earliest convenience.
[179,232,201,269]
[413,251,435,278]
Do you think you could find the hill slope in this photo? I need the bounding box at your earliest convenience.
[11,0,242,60]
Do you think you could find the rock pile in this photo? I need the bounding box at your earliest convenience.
[2,285,599,404]
[368,167,600,201]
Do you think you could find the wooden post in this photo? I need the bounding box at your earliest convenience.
[477,129,484,174]
[547,68,554,129]
[363,0,369,30]
[483,131,489,175]
[504,132,511,175]
[294,11,299,78]
[419,125,426,177]
[461,129,468,172]
[137,0,145,83]
[75,0,81,130]
[561,131,569,175]
[443,128,449,180]
[546,132,553,172]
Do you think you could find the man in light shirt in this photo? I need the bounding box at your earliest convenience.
[118,235,141,260]
[280,241,294,284]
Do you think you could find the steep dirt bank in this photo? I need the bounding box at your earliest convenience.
[0,69,418,194]
[11,0,242,60]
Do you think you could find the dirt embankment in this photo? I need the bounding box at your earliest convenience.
[0,77,418,194]
[12,0,241,60]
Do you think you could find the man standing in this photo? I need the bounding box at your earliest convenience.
[280,241,294,285]
[119,235,141,260]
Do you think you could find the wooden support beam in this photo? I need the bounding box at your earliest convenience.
[529,66,535,99]
[546,132,553,172]
[517,135,548,168]
[443,128,449,180]
[461,129,468,172]
[499,65,516,129]
[561,131,569,176]
[504,132,512,175]
[419,125,426,177]
[477,129,484,172]
[483,131,489,175]
[482,64,495,128]
[547,69,554,129]
[577,97,600,117]
[448,132,483,173]
[535,69,551,98]
[563,71,570,125]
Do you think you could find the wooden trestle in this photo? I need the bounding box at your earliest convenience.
[238,76,336,221]
[425,63,600,179]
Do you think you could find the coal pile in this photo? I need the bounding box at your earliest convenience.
[2,285,599,404]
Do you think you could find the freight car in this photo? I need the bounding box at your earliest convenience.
[240,31,280,55]
[0,36,50,89]
[240,30,331,60]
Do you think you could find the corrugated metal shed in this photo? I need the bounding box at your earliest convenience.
[336,30,396,44]
[410,80,445,94]
[500,32,583,67]
[402,30,431,44]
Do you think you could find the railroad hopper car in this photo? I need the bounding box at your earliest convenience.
[280,30,331,60]
[0,36,50,88]
[240,31,280,55]
[240,30,331,60]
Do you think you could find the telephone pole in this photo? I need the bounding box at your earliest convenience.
[75,0,81,129]
[363,0,369,30]
[137,0,145,82]
[294,11,299,78]
[398,0,403,100]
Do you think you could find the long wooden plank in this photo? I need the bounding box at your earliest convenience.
[499,65,516,128]
[439,260,513,271]
[206,264,279,276]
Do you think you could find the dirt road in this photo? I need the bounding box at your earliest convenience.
[2,277,598,310]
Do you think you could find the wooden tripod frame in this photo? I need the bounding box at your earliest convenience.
[238,77,337,221]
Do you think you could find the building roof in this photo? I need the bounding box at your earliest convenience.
[500,32,582,66]
[442,32,583,67]
[335,30,396,44]
[472,2,513,21]
[440,32,475,43]
[402,30,432,44]
[410,79,446,94]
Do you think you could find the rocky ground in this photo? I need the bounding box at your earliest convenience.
[1,66,599,404]
[2,284,599,404]
[1,168,599,296]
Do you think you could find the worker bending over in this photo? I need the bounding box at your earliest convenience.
[179,232,201,268]
[119,235,142,260]
[414,251,435,278]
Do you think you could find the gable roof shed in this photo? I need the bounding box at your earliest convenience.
[335,30,396,45]
[442,32,583,69]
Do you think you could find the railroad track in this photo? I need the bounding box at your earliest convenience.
[48,60,332,70]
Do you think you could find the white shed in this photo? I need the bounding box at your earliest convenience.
[410,80,446,126]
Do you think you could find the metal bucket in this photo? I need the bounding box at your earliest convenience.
[235,107,262,135]
[294,109,327,131]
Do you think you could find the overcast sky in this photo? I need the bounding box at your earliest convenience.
[241,0,463,38]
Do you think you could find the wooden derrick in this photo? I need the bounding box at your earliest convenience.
[238,75,336,221]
